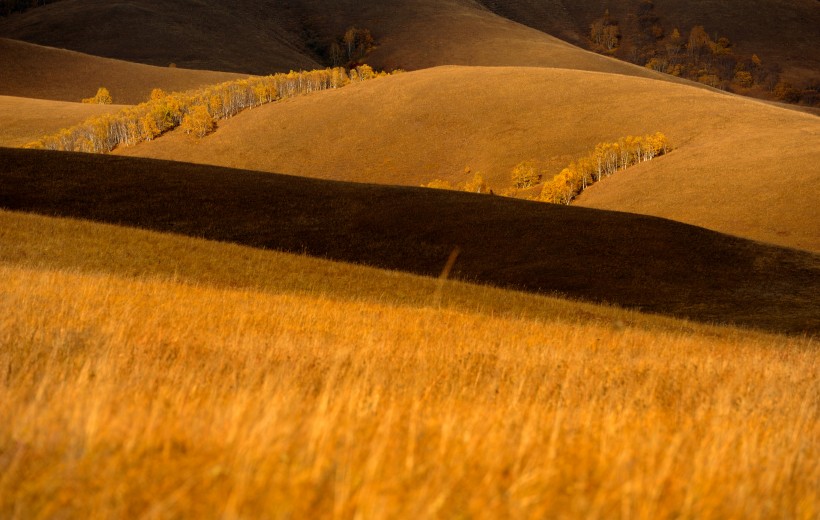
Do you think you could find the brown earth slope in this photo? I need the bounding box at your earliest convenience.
[0,38,246,103]
[1,148,819,334]
[117,66,820,252]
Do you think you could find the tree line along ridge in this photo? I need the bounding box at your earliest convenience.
[26,65,393,153]
[424,132,670,205]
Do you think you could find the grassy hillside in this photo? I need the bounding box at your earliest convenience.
[0,38,245,104]
[1,209,817,517]
[480,0,820,87]
[0,0,669,79]
[117,66,820,252]
[0,1,319,74]
[2,147,819,334]
[0,95,124,147]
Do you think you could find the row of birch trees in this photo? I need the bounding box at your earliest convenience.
[540,132,669,204]
[27,65,388,153]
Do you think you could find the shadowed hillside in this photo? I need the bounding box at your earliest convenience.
[0,0,667,79]
[0,1,318,74]
[117,66,820,252]
[1,147,818,334]
[479,0,820,88]
[0,38,245,103]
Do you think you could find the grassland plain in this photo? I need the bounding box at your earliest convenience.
[0,209,817,519]
[116,66,820,252]
[2,148,819,334]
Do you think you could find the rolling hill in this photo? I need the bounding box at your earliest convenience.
[0,1,319,74]
[116,65,820,252]
[2,147,818,334]
[0,95,124,147]
[0,0,669,80]
[0,38,246,104]
[2,208,815,517]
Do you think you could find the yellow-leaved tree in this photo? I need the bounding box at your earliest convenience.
[180,105,214,138]
[511,161,541,189]
[82,87,113,105]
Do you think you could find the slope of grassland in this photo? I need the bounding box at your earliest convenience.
[118,66,820,252]
[0,95,125,147]
[0,0,670,80]
[0,38,245,104]
[0,210,817,517]
[478,0,820,86]
[2,148,819,334]
[0,1,319,74]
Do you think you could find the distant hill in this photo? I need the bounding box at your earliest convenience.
[2,147,819,334]
[0,1,319,74]
[0,0,667,79]
[0,38,246,104]
[116,66,820,252]
[479,0,820,88]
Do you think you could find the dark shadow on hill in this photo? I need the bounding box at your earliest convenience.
[1,148,818,335]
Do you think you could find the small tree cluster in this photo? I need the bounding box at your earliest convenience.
[589,10,620,53]
[540,132,669,205]
[423,168,490,194]
[27,65,392,153]
[586,3,816,106]
[327,27,376,67]
[81,87,113,105]
[511,160,541,189]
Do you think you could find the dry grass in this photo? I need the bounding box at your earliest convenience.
[0,209,817,519]
[117,65,820,251]
[0,38,245,104]
[0,95,124,147]
[1,259,817,519]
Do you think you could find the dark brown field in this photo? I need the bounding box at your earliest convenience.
[2,147,818,334]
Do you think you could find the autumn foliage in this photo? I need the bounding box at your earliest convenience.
[541,132,669,205]
[27,65,391,153]
[81,87,113,105]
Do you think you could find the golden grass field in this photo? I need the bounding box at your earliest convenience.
[0,2,818,517]
[1,209,818,519]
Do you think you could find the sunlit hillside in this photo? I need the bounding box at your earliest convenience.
[116,65,820,251]
[0,38,245,104]
[1,209,817,518]
[0,95,127,147]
